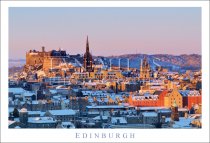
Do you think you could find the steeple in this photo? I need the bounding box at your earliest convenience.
[86,36,89,53]
[83,36,93,72]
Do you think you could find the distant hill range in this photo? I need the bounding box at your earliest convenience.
[106,54,201,71]
[9,59,26,68]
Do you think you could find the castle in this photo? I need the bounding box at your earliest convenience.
[26,46,67,72]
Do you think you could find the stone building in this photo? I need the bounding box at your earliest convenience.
[164,89,183,108]
[140,57,151,80]
[45,109,76,122]
[25,47,67,72]
[83,36,93,72]
[27,117,57,128]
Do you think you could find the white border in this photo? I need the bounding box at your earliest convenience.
[1,1,209,142]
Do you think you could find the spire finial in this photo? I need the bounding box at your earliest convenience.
[86,35,89,52]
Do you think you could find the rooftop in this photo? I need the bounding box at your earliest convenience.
[165,117,194,128]
[48,109,76,116]
[28,117,56,124]
[20,108,28,113]
[9,88,25,94]
[139,107,170,111]
[142,112,158,117]
[111,117,127,124]
[93,115,108,120]
[86,105,128,109]
[179,90,201,97]
[61,122,75,129]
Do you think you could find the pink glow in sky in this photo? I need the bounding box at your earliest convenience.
[9,7,201,59]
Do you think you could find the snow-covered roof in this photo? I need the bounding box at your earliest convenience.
[48,109,76,116]
[9,88,25,94]
[28,117,56,124]
[61,122,75,129]
[23,91,35,97]
[20,108,27,113]
[142,112,158,117]
[93,115,108,120]
[139,107,169,111]
[165,117,194,128]
[9,107,15,113]
[81,90,107,96]
[28,111,42,115]
[8,120,16,126]
[111,117,127,124]
[32,101,39,104]
[157,109,171,113]
[179,90,201,97]
[86,105,127,109]
[49,89,57,94]
[132,94,159,100]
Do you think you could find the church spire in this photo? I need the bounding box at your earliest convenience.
[86,36,89,52]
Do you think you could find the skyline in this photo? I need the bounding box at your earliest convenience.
[9,7,201,59]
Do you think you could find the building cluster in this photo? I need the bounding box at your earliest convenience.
[129,89,201,110]
[8,37,202,129]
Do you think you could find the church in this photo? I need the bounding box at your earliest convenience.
[83,36,93,72]
[140,56,151,80]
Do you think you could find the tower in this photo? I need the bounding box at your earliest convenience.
[140,56,150,79]
[171,100,179,121]
[83,36,93,72]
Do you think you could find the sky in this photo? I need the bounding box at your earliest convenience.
[9,7,201,59]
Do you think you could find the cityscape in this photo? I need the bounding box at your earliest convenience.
[8,36,202,129]
[8,7,202,129]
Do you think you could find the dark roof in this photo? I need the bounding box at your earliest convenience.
[153,90,162,95]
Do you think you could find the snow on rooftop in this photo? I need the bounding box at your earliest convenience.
[28,117,56,124]
[142,112,158,117]
[61,122,75,129]
[49,89,57,94]
[9,88,25,94]
[28,111,42,115]
[93,115,108,120]
[140,107,169,110]
[86,105,127,109]
[23,91,35,97]
[165,117,194,128]
[9,107,15,113]
[8,120,16,126]
[49,109,76,116]
[20,108,28,112]
[179,90,201,97]
[32,101,39,104]
[111,117,127,124]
